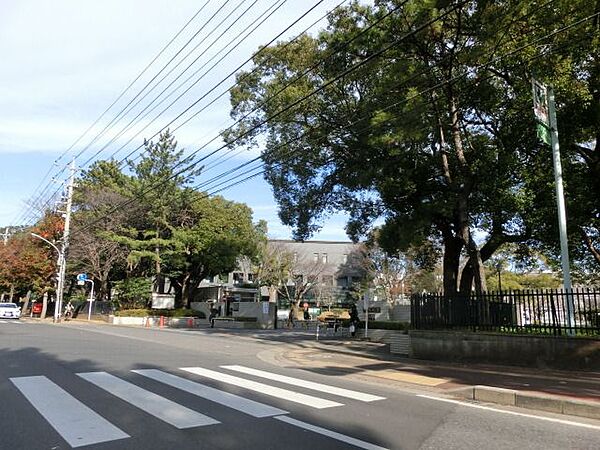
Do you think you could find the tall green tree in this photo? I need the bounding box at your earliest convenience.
[226,0,599,294]
[70,160,133,300]
[164,192,264,307]
[124,130,202,293]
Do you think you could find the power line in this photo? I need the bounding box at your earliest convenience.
[82,0,288,168]
[13,0,214,226]
[79,0,273,168]
[112,0,408,176]
[203,36,598,209]
[71,0,233,163]
[19,0,334,226]
[67,1,468,239]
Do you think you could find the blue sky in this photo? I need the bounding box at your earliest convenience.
[0,0,352,240]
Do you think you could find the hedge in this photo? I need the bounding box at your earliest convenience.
[114,308,206,319]
[357,321,409,331]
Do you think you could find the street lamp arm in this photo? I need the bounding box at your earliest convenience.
[30,233,60,255]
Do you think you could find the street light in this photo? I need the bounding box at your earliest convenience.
[31,233,64,323]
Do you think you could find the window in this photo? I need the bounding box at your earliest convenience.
[247,273,255,282]
[336,277,348,288]
[322,253,328,264]
[313,253,319,263]
[233,272,244,285]
[342,254,348,264]
[293,252,298,262]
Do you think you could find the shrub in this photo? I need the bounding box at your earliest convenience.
[112,278,152,309]
[233,316,257,322]
[114,308,205,318]
[357,321,409,331]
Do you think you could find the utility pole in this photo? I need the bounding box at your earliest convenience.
[55,159,76,322]
[532,79,574,332]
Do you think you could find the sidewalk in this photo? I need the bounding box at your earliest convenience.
[278,338,600,421]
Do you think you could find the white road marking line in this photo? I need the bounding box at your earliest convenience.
[77,372,219,429]
[181,367,343,409]
[222,365,385,402]
[133,369,288,418]
[274,415,389,450]
[10,376,129,448]
[416,394,600,430]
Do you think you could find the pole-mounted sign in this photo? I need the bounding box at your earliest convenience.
[76,273,87,285]
[532,79,551,145]
[531,78,574,333]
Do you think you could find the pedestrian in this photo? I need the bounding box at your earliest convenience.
[209,302,218,328]
[302,305,311,329]
[287,305,296,328]
[350,304,359,337]
[64,301,74,320]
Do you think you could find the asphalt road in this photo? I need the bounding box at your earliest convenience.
[1,319,599,450]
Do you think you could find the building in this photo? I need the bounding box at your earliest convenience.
[195,240,368,311]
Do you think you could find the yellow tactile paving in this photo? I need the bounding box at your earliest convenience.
[364,370,448,386]
[288,349,448,386]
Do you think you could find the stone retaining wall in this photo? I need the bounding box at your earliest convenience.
[410,330,600,369]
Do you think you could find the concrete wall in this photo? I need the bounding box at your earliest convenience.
[389,304,411,322]
[234,301,276,329]
[410,330,600,370]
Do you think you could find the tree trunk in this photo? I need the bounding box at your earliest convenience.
[9,284,15,302]
[40,291,49,319]
[181,273,191,309]
[442,236,462,295]
[21,290,31,315]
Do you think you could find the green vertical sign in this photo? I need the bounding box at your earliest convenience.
[532,79,551,145]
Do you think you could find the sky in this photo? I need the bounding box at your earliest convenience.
[0,0,353,241]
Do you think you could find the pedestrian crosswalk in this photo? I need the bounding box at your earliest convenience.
[10,365,387,449]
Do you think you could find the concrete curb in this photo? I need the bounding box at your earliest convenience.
[450,385,600,420]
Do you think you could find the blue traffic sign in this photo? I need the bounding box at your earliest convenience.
[76,273,88,282]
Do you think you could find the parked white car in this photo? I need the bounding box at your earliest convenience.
[0,302,21,319]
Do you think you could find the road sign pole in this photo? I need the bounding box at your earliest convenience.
[547,86,575,333]
[533,79,574,334]
[87,279,95,321]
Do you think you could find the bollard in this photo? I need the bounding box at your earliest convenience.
[316,323,319,341]
[159,316,164,328]
[187,317,193,328]
[145,317,150,328]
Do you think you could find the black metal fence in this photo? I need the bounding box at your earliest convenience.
[411,289,600,336]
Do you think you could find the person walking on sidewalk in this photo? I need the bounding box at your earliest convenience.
[209,303,219,328]
[350,304,359,337]
[287,305,296,328]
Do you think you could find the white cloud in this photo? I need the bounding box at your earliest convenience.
[0,0,347,233]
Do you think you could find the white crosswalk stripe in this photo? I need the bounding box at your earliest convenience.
[275,416,389,450]
[77,371,219,429]
[10,375,129,448]
[181,366,344,409]
[9,366,386,448]
[133,369,288,418]
[222,365,385,402]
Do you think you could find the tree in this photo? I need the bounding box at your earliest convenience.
[518,0,600,279]
[253,241,327,308]
[164,192,264,307]
[124,130,202,293]
[0,213,61,306]
[226,0,599,295]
